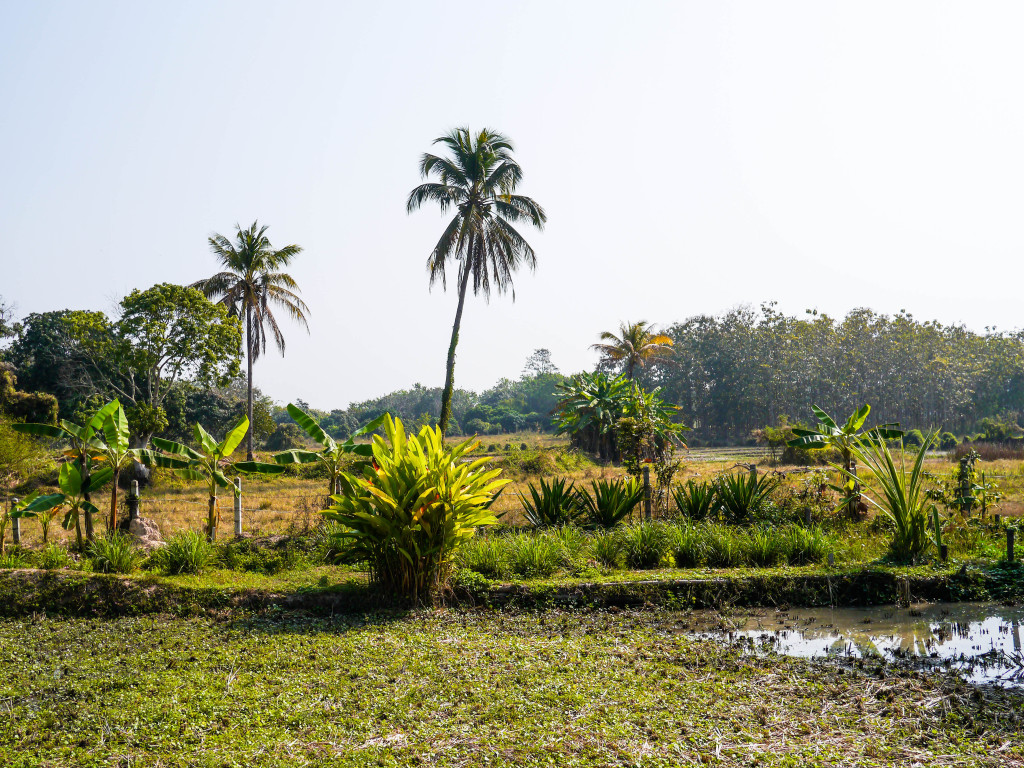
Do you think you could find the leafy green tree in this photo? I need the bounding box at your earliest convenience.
[143,416,283,541]
[407,127,546,435]
[0,367,58,424]
[0,412,50,490]
[553,372,630,461]
[116,283,242,446]
[591,321,674,380]
[3,310,114,418]
[193,221,309,460]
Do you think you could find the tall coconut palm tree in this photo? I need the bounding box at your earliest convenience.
[591,321,674,380]
[407,127,546,434]
[193,221,309,459]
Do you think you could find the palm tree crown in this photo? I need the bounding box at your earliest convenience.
[591,321,674,380]
[407,128,546,433]
[193,220,309,458]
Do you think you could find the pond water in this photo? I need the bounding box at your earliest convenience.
[682,602,1024,688]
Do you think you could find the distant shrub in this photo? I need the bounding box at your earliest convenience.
[939,432,958,450]
[264,423,309,451]
[153,531,215,575]
[903,429,924,447]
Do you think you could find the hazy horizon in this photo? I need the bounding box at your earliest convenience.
[3,1,1023,411]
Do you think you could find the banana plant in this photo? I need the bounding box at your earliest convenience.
[10,491,66,545]
[12,400,120,541]
[142,416,284,541]
[91,401,144,533]
[788,404,902,517]
[272,404,386,495]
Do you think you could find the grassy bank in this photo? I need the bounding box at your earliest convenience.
[1,610,1021,767]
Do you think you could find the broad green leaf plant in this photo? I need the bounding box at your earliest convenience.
[273,404,385,495]
[788,404,902,517]
[9,491,65,545]
[323,415,508,602]
[12,399,121,541]
[845,428,938,562]
[143,416,283,541]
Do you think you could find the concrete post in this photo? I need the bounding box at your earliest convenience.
[233,477,243,537]
[128,480,140,522]
[642,465,652,521]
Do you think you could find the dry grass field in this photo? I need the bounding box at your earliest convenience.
[7,434,1023,548]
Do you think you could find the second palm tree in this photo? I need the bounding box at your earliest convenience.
[193,221,309,459]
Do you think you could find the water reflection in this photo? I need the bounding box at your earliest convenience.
[686,603,1024,687]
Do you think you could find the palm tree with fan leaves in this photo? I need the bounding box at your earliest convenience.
[407,127,546,434]
[192,221,309,459]
[591,321,674,381]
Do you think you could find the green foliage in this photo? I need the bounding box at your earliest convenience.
[322,415,507,600]
[89,532,142,574]
[0,411,51,489]
[671,479,718,520]
[590,529,623,568]
[153,531,216,575]
[37,542,74,570]
[0,368,57,424]
[143,416,283,541]
[849,430,936,563]
[506,533,564,578]
[576,478,643,529]
[0,548,30,569]
[619,521,673,569]
[715,472,781,523]
[552,372,629,461]
[218,539,309,575]
[273,403,384,495]
[519,477,583,528]
[939,431,959,450]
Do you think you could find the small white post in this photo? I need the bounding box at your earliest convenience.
[233,477,243,537]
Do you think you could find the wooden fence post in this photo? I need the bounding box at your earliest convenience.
[128,480,140,522]
[233,477,243,537]
[10,498,20,546]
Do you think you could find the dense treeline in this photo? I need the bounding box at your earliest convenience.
[6,290,1024,447]
[648,304,1024,444]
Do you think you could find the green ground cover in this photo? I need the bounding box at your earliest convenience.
[1,610,1021,768]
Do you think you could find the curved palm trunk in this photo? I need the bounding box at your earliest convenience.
[438,262,473,435]
[246,304,254,461]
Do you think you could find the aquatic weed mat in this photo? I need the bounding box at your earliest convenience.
[1,611,1022,767]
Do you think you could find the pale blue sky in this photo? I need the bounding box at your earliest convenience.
[2,1,1023,409]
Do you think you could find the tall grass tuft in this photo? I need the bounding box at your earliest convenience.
[590,530,623,568]
[620,522,673,569]
[88,533,142,574]
[153,531,215,575]
[456,536,510,579]
[506,532,564,578]
[38,542,74,570]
